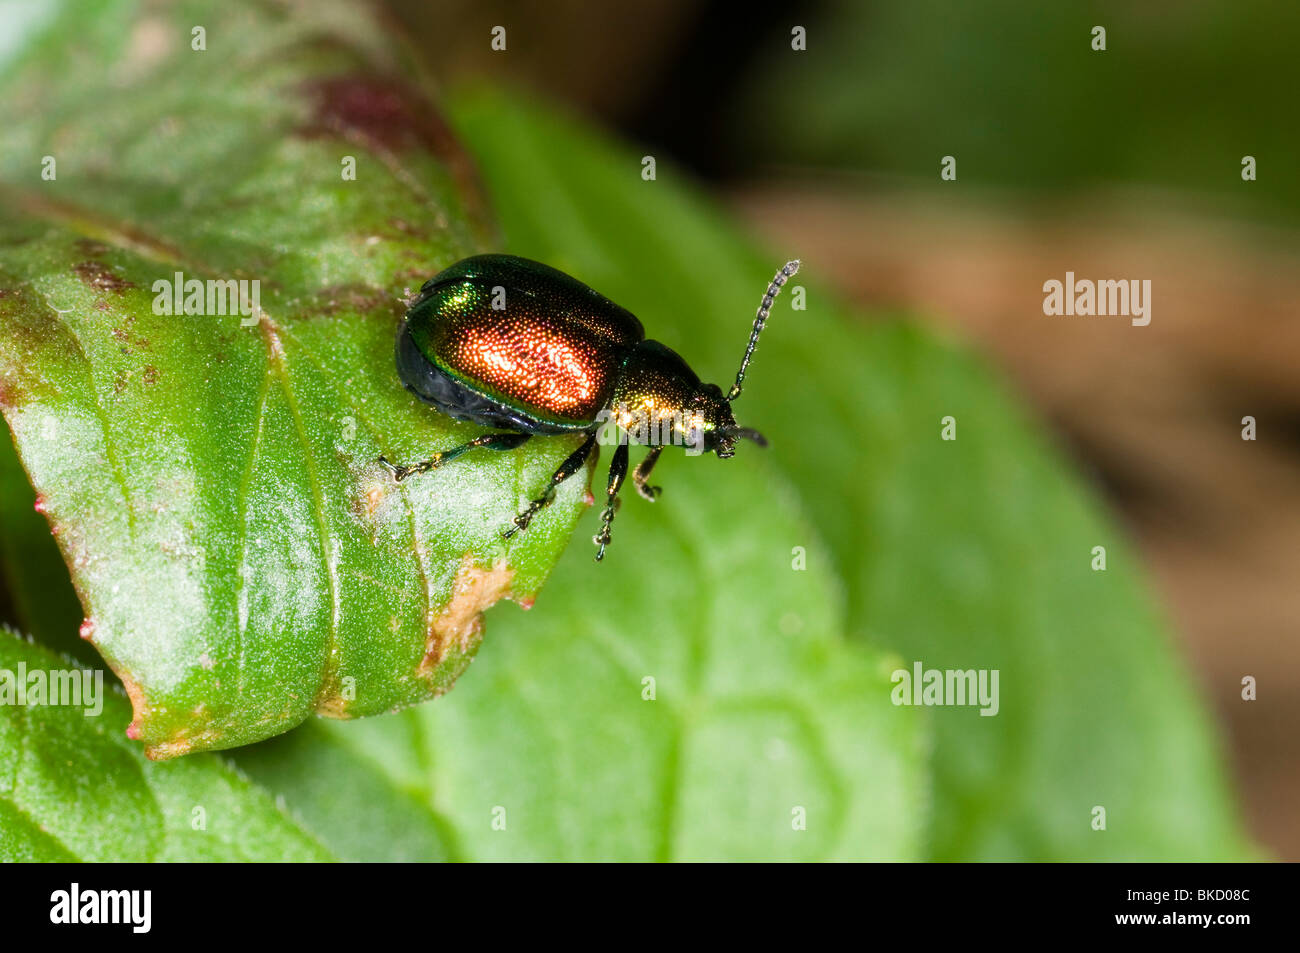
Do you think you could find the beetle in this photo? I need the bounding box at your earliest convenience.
[380,254,799,560]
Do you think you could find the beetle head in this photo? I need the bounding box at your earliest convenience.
[693,384,767,458]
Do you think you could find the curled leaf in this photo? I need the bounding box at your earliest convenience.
[0,0,592,757]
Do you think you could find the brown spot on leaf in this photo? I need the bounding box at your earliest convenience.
[72,261,135,294]
[73,238,110,256]
[392,265,429,285]
[348,463,403,534]
[421,556,514,672]
[0,286,57,389]
[118,17,174,82]
[308,283,402,319]
[387,217,430,241]
[316,693,350,718]
[145,738,194,761]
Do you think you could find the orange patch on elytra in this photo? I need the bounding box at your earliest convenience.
[421,556,514,673]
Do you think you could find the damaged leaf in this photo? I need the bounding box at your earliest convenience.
[0,0,593,757]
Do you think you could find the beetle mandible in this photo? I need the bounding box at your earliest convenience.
[380,254,799,561]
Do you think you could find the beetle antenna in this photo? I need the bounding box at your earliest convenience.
[728,259,800,402]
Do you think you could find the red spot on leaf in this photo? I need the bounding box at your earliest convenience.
[297,73,491,232]
[300,75,459,157]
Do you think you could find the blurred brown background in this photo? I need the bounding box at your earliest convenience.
[390,0,1299,858]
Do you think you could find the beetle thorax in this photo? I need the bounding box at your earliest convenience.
[605,340,735,452]
[606,387,735,451]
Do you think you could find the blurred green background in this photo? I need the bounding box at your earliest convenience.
[394,0,1300,859]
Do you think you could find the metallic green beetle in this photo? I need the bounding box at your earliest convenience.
[381,254,799,560]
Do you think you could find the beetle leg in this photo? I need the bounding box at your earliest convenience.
[502,433,598,539]
[632,446,663,502]
[593,442,629,561]
[379,432,530,482]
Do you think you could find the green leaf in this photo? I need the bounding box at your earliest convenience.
[236,457,926,861]
[435,86,1251,860]
[0,1,594,757]
[0,0,1252,863]
[0,428,87,664]
[0,627,330,861]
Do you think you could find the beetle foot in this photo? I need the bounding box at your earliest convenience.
[378,456,412,482]
[501,489,559,540]
[635,483,661,502]
[592,504,616,561]
[501,512,533,535]
[593,525,614,561]
[379,455,441,482]
[501,503,541,539]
